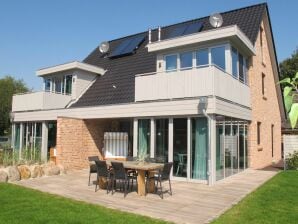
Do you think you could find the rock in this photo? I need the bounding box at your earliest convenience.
[57,164,67,175]
[7,166,21,181]
[18,165,31,179]
[30,165,44,178]
[0,170,8,183]
[42,164,60,176]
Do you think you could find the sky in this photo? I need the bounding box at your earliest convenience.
[0,0,297,90]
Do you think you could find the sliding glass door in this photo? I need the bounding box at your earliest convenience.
[173,118,187,178]
[155,119,168,162]
[191,117,208,180]
[138,119,150,156]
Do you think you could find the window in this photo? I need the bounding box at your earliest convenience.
[271,124,274,157]
[196,49,209,66]
[262,73,265,96]
[211,46,225,70]
[239,53,244,82]
[65,75,72,95]
[54,78,62,93]
[260,27,265,64]
[244,59,249,84]
[231,47,238,78]
[180,52,193,69]
[165,54,177,71]
[257,122,261,145]
[44,78,51,92]
[138,119,151,156]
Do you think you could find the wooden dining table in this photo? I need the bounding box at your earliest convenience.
[106,160,164,196]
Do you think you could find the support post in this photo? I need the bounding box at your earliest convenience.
[150,118,155,158]
[133,118,138,157]
[208,114,217,186]
[41,122,48,162]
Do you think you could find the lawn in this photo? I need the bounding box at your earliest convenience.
[212,171,298,224]
[0,183,168,224]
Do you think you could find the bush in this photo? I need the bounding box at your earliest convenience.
[286,151,298,170]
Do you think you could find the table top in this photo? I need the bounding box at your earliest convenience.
[106,160,164,171]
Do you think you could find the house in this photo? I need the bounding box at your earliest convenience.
[10,3,285,185]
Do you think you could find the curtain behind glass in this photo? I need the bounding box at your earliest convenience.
[138,119,150,156]
[192,117,208,180]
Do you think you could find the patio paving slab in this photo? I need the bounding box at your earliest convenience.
[14,168,278,224]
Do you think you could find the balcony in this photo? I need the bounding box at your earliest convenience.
[12,91,72,112]
[135,65,250,108]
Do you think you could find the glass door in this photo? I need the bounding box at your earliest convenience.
[138,119,151,157]
[173,118,188,178]
[155,119,168,162]
[191,117,208,180]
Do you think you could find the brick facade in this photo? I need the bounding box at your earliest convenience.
[56,117,117,169]
[247,19,282,168]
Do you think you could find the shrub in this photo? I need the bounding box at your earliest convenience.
[286,150,298,170]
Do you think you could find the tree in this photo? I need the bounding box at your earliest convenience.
[0,76,29,135]
[280,72,298,128]
[279,48,298,80]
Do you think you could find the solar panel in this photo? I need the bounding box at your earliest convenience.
[183,22,203,35]
[167,25,188,39]
[109,34,146,58]
[166,21,203,39]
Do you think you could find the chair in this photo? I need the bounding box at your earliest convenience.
[111,162,134,197]
[94,160,113,194]
[88,156,100,186]
[175,153,187,176]
[146,162,173,199]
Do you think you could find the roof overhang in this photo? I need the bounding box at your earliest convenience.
[147,25,256,56]
[36,61,106,76]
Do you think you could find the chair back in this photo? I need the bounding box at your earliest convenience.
[161,162,173,180]
[88,156,100,162]
[111,162,127,179]
[95,160,109,177]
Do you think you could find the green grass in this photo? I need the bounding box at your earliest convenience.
[0,183,168,224]
[212,171,298,224]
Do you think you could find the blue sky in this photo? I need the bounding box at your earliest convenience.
[0,0,297,90]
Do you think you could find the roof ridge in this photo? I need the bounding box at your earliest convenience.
[106,2,267,43]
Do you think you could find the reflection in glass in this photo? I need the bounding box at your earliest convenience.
[138,119,150,156]
[191,117,208,180]
[165,55,177,71]
[211,46,226,70]
[216,123,224,181]
[155,119,168,162]
[173,118,187,178]
[196,49,209,66]
[180,52,193,69]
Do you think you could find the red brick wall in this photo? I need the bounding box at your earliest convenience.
[56,117,113,169]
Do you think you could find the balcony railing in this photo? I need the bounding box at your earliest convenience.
[135,65,250,107]
[12,91,72,112]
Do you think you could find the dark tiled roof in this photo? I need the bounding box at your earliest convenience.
[71,3,267,108]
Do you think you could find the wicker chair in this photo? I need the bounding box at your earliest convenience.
[94,160,113,194]
[88,156,100,186]
[111,162,134,197]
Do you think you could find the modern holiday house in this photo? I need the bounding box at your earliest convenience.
[11,3,285,185]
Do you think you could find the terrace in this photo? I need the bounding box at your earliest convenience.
[15,168,277,224]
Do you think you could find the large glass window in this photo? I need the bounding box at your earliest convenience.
[65,75,72,95]
[54,78,62,93]
[232,47,238,79]
[44,78,51,92]
[211,46,226,70]
[191,117,208,180]
[196,49,209,66]
[165,54,177,71]
[239,53,244,82]
[173,118,187,178]
[138,119,150,156]
[155,119,168,162]
[216,122,224,181]
[180,52,193,69]
[14,124,21,150]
